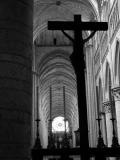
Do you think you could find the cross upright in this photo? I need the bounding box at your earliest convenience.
[48,15,108,160]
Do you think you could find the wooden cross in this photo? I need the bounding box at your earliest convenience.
[48,15,108,160]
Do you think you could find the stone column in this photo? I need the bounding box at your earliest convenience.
[0,1,33,160]
[103,101,112,147]
[85,44,98,147]
[112,87,120,143]
[32,43,36,147]
[72,130,76,147]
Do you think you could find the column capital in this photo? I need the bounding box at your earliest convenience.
[85,43,93,50]
[111,86,120,100]
[103,101,111,113]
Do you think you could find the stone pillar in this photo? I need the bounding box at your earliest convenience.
[112,87,120,143]
[72,129,76,147]
[85,44,98,147]
[103,101,112,146]
[0,1,33,160]
[32,43,36,147]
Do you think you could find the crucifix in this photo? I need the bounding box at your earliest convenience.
[48,15,108,160]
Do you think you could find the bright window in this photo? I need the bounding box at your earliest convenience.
[52,116,69,132]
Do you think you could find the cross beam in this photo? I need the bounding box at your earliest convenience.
[48,21,108,31]
[48,15,108,160]
[48,15,108,30]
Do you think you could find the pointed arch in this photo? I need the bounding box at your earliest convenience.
[104,60,116,119]
[118,44,120,85]
[97,77,107,144]
[105,62,111,99]
[114,40,120,82]
[98,78,103,113]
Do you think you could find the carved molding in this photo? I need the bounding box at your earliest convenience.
[85,44,93,49]
[103,101,111,114]
[112,87,120,100]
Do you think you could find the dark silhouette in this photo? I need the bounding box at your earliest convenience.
[48,14,108,160]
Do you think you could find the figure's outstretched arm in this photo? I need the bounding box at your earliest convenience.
[61,30,74,43]
[83,30,96,44]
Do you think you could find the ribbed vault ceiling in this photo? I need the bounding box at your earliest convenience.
[38,50,78,127]
[33,0,100,131]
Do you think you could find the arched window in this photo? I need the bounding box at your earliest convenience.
[52,116,69,133]
[98,78,103,113]
[108,69,117,121]
[105,62,111,99]
[114,41,120,79]
[118,45,120,85]
[105,63,117,123]
[97,78,107,144]
[96,85,99,115]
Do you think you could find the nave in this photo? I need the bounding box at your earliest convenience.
[1,0,120,160]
